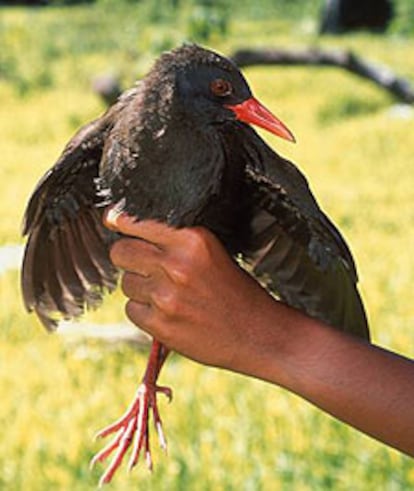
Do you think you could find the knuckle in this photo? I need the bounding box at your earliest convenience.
[182,227,212,259]
[167,261,192,286]
[152,287,180,318]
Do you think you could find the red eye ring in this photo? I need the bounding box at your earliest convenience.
[210,78,233,97]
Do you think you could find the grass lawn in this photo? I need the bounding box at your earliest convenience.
[1,2,414,489]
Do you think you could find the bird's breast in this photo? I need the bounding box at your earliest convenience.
[100,127,229,228]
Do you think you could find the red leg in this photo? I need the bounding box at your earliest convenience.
[90,340,171,487]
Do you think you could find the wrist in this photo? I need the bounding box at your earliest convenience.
[224,291,295,386]
[225,293,325,394]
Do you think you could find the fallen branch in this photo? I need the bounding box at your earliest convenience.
[231,47,414,104]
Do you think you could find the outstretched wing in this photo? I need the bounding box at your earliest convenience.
[21,88,139,330]
[236,125,369,340]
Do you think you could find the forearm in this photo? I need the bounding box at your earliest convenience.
[105,215,414,459]
[232,299,414,457]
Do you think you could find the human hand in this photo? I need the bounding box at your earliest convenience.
[104,212,278,371]
[103,212,414,458]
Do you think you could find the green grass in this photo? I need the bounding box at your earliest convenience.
[1,2,414,490]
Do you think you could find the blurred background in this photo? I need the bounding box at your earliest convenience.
[1,0,414,489]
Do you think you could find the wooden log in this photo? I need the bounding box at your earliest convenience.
[231,47,414,104]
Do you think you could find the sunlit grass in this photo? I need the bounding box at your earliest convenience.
[1,3,414,490]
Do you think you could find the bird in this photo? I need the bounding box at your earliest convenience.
[21,44,369,486]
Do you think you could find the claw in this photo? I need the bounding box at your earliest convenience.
[145,430,153,471]
[155,421,168,452]
[156,385,173,402]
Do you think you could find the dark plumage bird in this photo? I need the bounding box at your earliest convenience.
[22,44,369,485]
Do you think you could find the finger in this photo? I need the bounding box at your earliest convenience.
[103,206,136,232]
[104,210,179,247]
[125,300,155,334]
[121,272,153,304]
[110,238,163,274]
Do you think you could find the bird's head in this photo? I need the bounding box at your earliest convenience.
[144,44,295,143]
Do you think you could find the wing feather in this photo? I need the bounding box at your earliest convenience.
[20,90,138,329]
[233,124,369,340]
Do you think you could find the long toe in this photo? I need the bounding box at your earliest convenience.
[92,381,172,485]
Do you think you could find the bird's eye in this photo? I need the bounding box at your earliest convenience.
[210,78,233,97]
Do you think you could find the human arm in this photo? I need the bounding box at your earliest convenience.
[105,212,414,458]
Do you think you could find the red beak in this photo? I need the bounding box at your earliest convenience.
[226,97,296,143]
